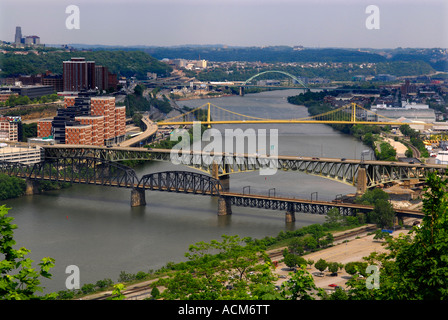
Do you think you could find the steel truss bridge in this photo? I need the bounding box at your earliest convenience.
[41,145,448,191]
[156,102,407,127]
[242,70,309,89]
[0,157,423,219]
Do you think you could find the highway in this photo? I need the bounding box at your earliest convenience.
[119,115,158,147]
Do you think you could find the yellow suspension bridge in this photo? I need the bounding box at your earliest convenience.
[157,102,410,127]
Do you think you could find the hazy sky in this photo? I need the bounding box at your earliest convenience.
[1,0,447,48]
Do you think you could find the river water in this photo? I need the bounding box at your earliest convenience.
[4,89,369,294]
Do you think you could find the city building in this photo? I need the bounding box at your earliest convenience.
[37,93,126,146]
[0,91,18,102]
[37,119,52,138]
[14,26,22,44]
[63,57,96,92]
[9,85,54,99]
[62,57,118,93]
[65,125,92,145]
[0,116,21,142]
[0,144,42,165]
[24,35,40,45]
[42,74,63,92]
[14,26,41,47]
[370,103,436,123]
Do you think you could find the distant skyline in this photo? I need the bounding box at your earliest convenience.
[1,0,447,49]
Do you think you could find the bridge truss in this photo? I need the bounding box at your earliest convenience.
[0,157,138,188]
[41,146,448,189]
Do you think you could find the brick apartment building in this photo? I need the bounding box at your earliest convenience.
[63,57,118,93]
[0,116,21,142]
[37,93,126,146]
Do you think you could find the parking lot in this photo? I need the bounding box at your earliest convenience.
[271,225,413,294]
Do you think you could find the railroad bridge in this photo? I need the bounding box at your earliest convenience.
[0,155,425,222]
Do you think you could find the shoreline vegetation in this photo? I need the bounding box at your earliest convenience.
[55,208,373,300]
[55,186,399,300]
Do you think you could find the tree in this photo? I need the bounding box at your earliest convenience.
[370,199,395,228]
[325,208,344,227]
[288,237,304,255]
[327,262,340,276]
[108,283,126,300]
[343,172,448,300]
[281,266,322,300]
[315,259,328,275]
[282,251,307,270]
[0,205,56,300]
[156,235,279,300]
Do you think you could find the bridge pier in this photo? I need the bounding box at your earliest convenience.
[217,197,232,216]
[285,203,295,223]
[239,86,245,96]
[356,167,367,195]
[25,179,40,196]
[131,188,146,207]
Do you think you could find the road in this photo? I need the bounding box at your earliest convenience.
[119,115,158,147]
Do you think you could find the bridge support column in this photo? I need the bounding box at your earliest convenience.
[285,203,295,223]
[131,188,146,207]
[212,162,230,192]
[239,86,245,96]
[25,179,40,196]
[356,167,367,195]
[217,197,232,216]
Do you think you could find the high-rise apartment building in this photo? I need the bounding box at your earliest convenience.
[37,93,126,146]
[62,57,117,93]
[63,57,96,92]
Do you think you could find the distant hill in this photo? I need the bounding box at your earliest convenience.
[0,50,172,79]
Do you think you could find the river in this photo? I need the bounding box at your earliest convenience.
[4,89,369,294]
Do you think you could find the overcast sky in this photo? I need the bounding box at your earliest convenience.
[1,0,447,48]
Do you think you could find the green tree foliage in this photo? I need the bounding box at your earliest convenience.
[21,123,37,142]
[341,172,448,300]
[355,188,389,206]
[376,142,397,161]
[0,50,172,79]
[0,174,26,200]
[371,199,395,228]
[0,205,56,300]
[156,235,280,300]
[315,259,328,274]
[354,188,395,228]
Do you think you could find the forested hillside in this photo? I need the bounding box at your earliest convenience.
[0,50,172,79]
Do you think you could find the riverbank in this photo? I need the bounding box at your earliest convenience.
[80,217,420,300]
